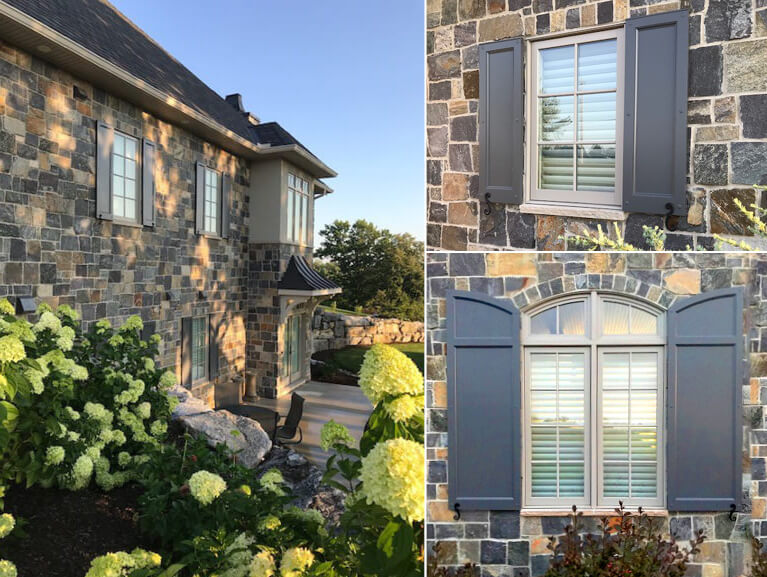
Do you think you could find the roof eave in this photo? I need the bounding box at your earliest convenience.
[278,288,342,297]
[0,2,337,178]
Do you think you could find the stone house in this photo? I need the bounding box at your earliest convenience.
[426,0,767,251]
[426,252,767,576]
[0,0,341,403]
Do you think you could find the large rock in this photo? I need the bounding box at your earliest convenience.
[168,384,212,418]
[257,446,346,524]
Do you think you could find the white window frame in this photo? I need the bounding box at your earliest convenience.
[191,316,208,384]
[283,314,304,382]
[527,28,625,210]
[111,130,140,223]
[287,172,312,246]
[203,167,220,235]
[521,291,665,510]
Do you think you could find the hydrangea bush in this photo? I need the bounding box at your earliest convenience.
[0,301,177,492]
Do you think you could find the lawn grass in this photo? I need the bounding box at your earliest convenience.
[319,304,368,316]
[318,343,424,374]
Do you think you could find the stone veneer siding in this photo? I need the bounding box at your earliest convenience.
[426,0,767,251]
[426,252,765,577]
[0,38,303,406]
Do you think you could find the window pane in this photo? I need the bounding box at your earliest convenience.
[530,308,556,335]
[125,159,136,180]
[558,302,585,335]
[286,191,294,242]
[578,39,617,92]
[602,352,629,388]
[539,145,574,191]
[603,427,629,461]
[540,45,574,94]
[531,462,557,497]
[531,428,557,460]
[113,154,124,177]
[125,198,135,220]
[559,391,584,425]
[540,96,574,142]
[531,390,557,423]
[113,133,125,156]
[113,195,124,219]
[578,93,616,141]
[631,353,658,389]
[603,390,629,424]
[123,178,136,201]
[559,461,585,497]
[559,427,585,460]
[604,462,629,497]
[631,462,657,497]
[529,352,556,388]
[631,428,657,459]
[192,317,207,381]
[125,137,136,159]
[631,307,657,334]
[602,301,630,334]
[576,145,615,192]
[558,353,585,388]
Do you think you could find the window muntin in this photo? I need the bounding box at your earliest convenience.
[111,132,139,221]
[204,168,219,234]
[530,29,623,208]
[523,292,664,509]
[191,316,208,383]
[287,173,312,245]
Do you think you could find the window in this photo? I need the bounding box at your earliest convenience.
[287,173,311,245]
[283,315,303,382]
[191,316,208,383]
[204,167,220,235]
[111,131,139,221]
[523,292,664,508]
[530,29,623,208]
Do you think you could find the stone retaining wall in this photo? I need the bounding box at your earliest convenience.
[312,309,424,352]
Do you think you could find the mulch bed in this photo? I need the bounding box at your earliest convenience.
[3,483,151,577]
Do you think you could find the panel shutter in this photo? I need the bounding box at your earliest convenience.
[622,10,688,216]
[667,288,743,511]
[221,173,231,239]
[96,121,113,220]
[479,37,524,205]
[446,290,522,511]
[142,139,156,227]
[181,317,193,388]
[195,163,205,235]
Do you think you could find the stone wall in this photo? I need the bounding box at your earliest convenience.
[426,0,767,251]
[0,39,251,406]
[312,308,425,353]
[426,252,760,576]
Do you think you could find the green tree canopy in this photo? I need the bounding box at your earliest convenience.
[314,220,424,321]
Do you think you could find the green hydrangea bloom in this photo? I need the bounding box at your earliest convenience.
[56,325,75,351]
[258,515,281,531]
[358,344,423,405]
[0,514,14,539]
[188,470,227,505]
[149,420,167,437]
[250,551,276,577]
[383,394,423,423]
[134,402,151,420]
[320,420,355,451]
[259,468,285,495]
[65,406,80,420]
[45,445,65,466]
[0,560,17,577]
[0,335,25,364]
[159,370,176,390]
[56,305,79,321]
[121,315,143,333]
[0,299,15,316]
[143,357,155,371]
[108,334,124,347]
[25,367,45,394]
[117,452,132,467]
[70,455,94,490]
[149,333,161,345]
[34,311,62,334]
[279,547,315,577]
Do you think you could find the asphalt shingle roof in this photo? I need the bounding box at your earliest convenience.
[4,0,317,160]
[278,256,340,293]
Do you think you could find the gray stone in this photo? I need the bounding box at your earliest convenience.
[507,212,536,249]
[450,115,477,142]
[479,201,508,246]
[597,1,613,24]
[507,540,530,566]
[470,274,504,295]
[454,21,477,47]
[732,142,767,185]
[566,8,580,28]
[481,541,507,564]
[449,253,486,276]
[693,144,728,185]
[427,103,448,126]
[670,517,692,540]
[428,50,462,81]
[449,143,473,171]
[179,408,272,468]
[724,40,767,92]
[490,511,520,539]
[705,0,751,41]
[741,94,767,138]
[689,46,722,97]
[459,0,486,19]
[428,127,449,157]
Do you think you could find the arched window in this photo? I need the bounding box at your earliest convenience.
[522,292,664,509]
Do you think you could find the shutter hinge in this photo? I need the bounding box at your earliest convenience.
[483,193,492,216]
[728,503,737,521]
[664,203,678,232]
[453,502,461,521]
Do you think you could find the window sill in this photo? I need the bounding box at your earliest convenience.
[521,508,668,517]
[199,232,222,240]
[112,218,144,229]
[519,203,626,222]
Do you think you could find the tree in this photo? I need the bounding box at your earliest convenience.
[314,220,424,321]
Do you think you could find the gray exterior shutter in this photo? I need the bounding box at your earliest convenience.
[96,121,113,220]
[209,314,222,380]
[221,173,231,239]
[479,37,524,205]
[181,317,193,388]
[195,162,205,234]
[622,10,688,216]
[446,290,521,511]
[667,288,743,511]
[142,139,156,227]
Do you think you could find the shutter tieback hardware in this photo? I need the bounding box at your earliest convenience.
[484,193,492,216]
[728,503,737,521]
[664,202,679,232]
[453,502,461,521]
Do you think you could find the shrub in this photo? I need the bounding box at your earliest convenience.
[0,304,177,491]
[544,505,704,577]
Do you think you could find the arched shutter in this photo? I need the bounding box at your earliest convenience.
[479,37,524,205]
[667,288,743,511]
[622,10,688,215]
[446,290,522,511]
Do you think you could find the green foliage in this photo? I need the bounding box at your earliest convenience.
[314,220,424,322]
[320,344,425,376]
[544,504,704,577]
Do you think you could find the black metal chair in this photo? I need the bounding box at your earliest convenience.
[275,393,305,445]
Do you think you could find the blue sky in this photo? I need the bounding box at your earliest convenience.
[110,0,425,243]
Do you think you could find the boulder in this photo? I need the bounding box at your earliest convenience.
[168,384,212,418]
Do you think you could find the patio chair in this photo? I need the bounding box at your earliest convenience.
[275,393,304,445]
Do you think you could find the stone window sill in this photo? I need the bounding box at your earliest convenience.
[519,203,627,222]
[521,508,668,517]
[111,218,144,229]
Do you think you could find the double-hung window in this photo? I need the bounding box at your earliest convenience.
[111,131,140,221]
[287,173,312,245]
[191,316,208,383]
[203,167,220,235]
[522,293,664,508]
[530,30,623,208]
